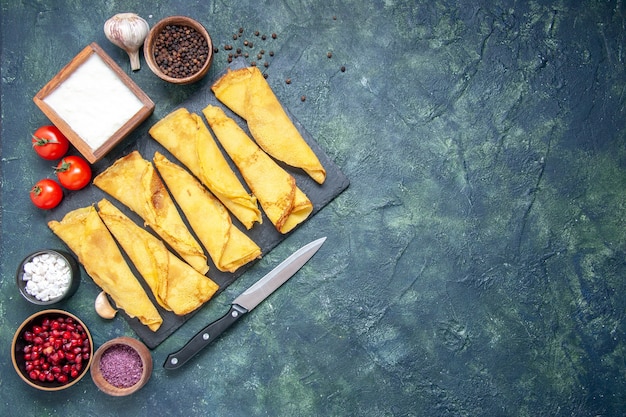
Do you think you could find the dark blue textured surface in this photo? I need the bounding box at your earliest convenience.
[2,1,626,415]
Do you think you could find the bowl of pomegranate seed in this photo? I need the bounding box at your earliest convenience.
[90,336,152,396]
[143,16,213,85]
[11,309,93,391]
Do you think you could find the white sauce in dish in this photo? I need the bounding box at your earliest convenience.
[22,253,72,302]
[43,53,144,151]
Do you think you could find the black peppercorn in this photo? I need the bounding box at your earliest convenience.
[153,24,209,79]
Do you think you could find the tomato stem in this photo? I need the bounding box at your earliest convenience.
[32,135,59,146]
[55,159,71,173]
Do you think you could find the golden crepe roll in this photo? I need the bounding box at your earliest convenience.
[92,150,209,275]
[153,152,262,273]
[48,206,163,331]
[203,105,313,234]
[97,199,219,316]
[211,66,326,184]
[148,108,261,230]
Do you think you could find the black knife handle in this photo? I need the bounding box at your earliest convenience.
[163,304,248,370]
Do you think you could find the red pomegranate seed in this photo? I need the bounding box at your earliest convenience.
[21,315,89,385]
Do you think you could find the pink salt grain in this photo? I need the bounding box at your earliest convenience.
[99,344,143,388]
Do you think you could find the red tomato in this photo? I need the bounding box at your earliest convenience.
[30,179,63,210]
[55,155,92,190]
[31,126,70,160]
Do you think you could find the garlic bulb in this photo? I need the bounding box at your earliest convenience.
[104,13,150,71]
[95,291,118,319]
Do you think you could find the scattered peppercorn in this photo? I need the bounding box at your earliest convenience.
[286,78,291,84]
[218,28,279,67]
[213,47,219,53]
[327,52,333,58]
[251,61,256,66]
[153,24,209,79]
[301,95,306,102]
[264,61,269,68]
[341,65,346,72]
[263,73,268,79]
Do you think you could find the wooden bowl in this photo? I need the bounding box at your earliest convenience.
[33,43,155,164]
[11,309,93,391]
[144,16,213,85]
[90,336,152,396]
[16,249,80,305]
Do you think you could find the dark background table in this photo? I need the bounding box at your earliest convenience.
[2,1,625,416]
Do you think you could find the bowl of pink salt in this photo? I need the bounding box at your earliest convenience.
[90,336,152,396]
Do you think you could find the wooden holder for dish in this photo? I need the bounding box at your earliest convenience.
[33,43,154,163]
[143,16,213,85]
[90,336,153,396]
[11,309,94,391]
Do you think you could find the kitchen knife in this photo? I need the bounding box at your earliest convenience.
[163,237,327,370]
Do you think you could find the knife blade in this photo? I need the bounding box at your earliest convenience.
[163,237,327,370]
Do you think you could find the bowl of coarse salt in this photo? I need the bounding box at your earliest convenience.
[16,250,79,305]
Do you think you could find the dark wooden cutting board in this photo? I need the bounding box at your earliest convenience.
[46,60,350,348]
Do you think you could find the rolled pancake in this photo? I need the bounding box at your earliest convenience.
[48,206,162,331]
[93,150,209,274]
[148,108,261,229]
[97,199,219,316]
[211,66,326,184]
[203,105,313,234]
[153,152,262,273]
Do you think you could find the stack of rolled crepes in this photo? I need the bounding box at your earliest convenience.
[47,63,328,333]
